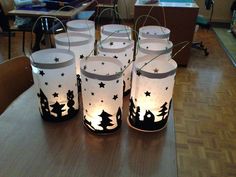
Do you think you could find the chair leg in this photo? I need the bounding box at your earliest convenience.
[8,30,11,59]
[192,41,209,56]
[22,32,26,55]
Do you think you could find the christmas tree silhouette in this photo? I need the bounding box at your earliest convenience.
[116,107,122,127]
[84,118,96,131]
[38,89,51,119]
[129,97,136,121]
[67,90,76,116]
[50,101,65,118]
[98,110,113,131]
[157,102,168,120]
[123,80,126,93]
[77,75,81,92]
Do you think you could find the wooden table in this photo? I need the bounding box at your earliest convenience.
[134,0,199,66]
[0,86,177,177]
[8,0,95,19]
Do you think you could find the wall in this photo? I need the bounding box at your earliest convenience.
[118,0,235,22]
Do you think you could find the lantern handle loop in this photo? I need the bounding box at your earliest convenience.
[30,15,69,60]
[171,41,190,59]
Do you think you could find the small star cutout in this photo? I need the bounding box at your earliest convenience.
[166,87,169,90]
[85,78,88,82]
[101,100,104,103]
[147,32,150,34]
[137,70,141,76]
[83,65,87,70]
[54,57,59,62]
[99,82,105,88]
[110,42,113,46]
[103,54,106,56]
[154,68,159,73]
[101,62,105,65]
[58,85,61,88]
[39,70,45,76]
[116,80,119,83]
[53,92,59,97]
[124,65,126,69]
[45,82,48,85]
[85,109,88,113]
[61,73,64,76]
[135,98,137,102]
[80,55,84,59]
[84,88,86,91]
[125,54,127,57]
[146,46,149,49]
[127,77,130,80]
[145,91,151,97]
[113,55,118,59]
[128,59,131,63]
[123,42,126,45]
[91,92,94,96]
[113,95,118,100]
[93,69,96,72]
[89,103,91,106]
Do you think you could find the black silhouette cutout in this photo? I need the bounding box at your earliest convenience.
[84,118,96,131]
[50,101,65,118]
[67,90,76,115]
[53,92,59,97]
[113,55,118,59]
[116,107,122,127]
[99,110,113,130]
[77,75,81,92]
[145,91,151,97]
[113,94,118,100]
[80,55,84,59]
[39,70,45,76]
[166,87,168,90]
[110,42,113,46]
[38,89,51,118]
[61,73,64,76]
[129,97,136,121]
[54,57,59,62]
[99,82,105,88]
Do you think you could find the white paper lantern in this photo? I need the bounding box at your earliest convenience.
[139,25,170,40]
[136,38,173,61]
[128,55,177,132]
[97,38,134,95]
[80,56,123,134]
[66,20,95,45]
[100,24,132,41]
[31,48,79,121]
[54,32,94,75]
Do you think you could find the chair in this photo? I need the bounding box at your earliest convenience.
[192,0,214,56]
[96,0,120,24]
[0,56,33,115]
[0,0,33,59]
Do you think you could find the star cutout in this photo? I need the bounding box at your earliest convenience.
[45,82,48,85]
[146,46,149,49]
[125,54,127,57]
[80,55,84,59]
[113,95,118,100]
[61,73,64,76]
[145,91,151,97]
[101,100,104,103]
[85,78,88,82]
[39,70,45,76]
[128,59,131,63]
[123,42,126,45]
[137,70,141,76]
[53,92,59,97]
[101,62,105,65]
[113,55,118,59]
[116,80,119,83]
[110,42,114,46]
[99,82,105,88]
[103,54,106,56]
[135,98,137,102]
[166,87,169,90]
[58,84,61,88]
[91,92,94,96]
[83,65,87,70]
[154,68,159,73]
[54,57,59,62]
[89,103,91,106]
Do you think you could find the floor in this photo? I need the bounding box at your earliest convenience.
[0,27,236,177]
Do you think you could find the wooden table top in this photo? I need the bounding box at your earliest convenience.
[0,86,177,177]
[8,0,94,19]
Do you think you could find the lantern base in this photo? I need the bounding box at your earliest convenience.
[41,108,79,122]
[127,116,168,132]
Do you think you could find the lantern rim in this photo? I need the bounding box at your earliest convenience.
[139,25,170,39]
[98,38,134,53]
[66,19,95,31]
[138,38,173,55]
[80,56,123,81]
[31,48,75,69]
[54,32,93,46]
[101,24,132,38]
[134,55,177,78]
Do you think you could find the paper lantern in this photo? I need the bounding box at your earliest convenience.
[139,25,170,40]
[80,56,123,134]
[66,20,95,45]
[97,38,134,95]
[54,32,94,75]
[31,48,79,121]
[100,24,132,41]
[128,55,177,132]
[136,38,173,60]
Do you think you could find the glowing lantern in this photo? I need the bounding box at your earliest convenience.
[128,55,177,132]
[139,25,170,40]
[97,38,134,95]
[80,56,123,134]
[100,24,132,41]
[31,48,79,121]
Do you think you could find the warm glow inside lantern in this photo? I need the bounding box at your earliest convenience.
[100,24,132,41]
[66,20,95,45]
[97,38,134,95]
[31,48,79,121]
[80,56,123,134]
[54,32,94,75]
[136,38,173,60]
[128,55,177,132]
[139,25,170,40]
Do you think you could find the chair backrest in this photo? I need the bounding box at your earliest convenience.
[0,0,14,15]
[0,56,34,115]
